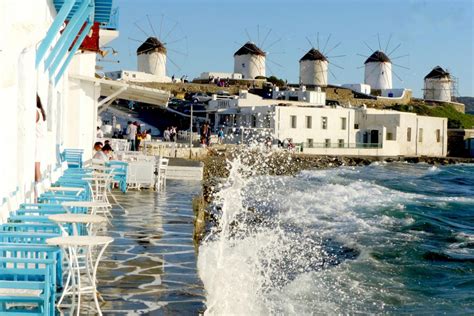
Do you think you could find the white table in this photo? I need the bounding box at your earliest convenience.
[61,201,112,222]
[48,214,107,236]
[46,236,113,316]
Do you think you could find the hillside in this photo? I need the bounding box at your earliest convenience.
[457,97,474,114]
[388,101,474,129]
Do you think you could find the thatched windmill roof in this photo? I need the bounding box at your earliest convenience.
[137,37,167,55]
[300,48,328,62]
[234,42,266,57]
[364,50,391,64]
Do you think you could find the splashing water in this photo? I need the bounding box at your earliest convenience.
[198,158,474,315]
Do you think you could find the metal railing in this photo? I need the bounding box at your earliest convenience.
[302,142,382,149]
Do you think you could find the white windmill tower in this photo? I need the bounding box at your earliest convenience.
[232,25,284,80]
[364,50,392,90]
[233,42,266,79]
[299,34,344,87]
[137,37,167,79]
[360,34,409,91]
[423,66,452,102]
[299,48,328,86]
[129,15,188,82]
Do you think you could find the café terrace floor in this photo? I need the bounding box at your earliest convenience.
[80,180,205,315]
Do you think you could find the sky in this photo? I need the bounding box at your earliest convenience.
[104,0,474,97]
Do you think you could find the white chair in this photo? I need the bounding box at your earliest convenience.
[155,157,169,190]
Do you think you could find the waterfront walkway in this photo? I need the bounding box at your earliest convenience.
[88,180,204,314]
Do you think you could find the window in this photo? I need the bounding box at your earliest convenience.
[251,115,257,128]
[407,128,412,142]
[324,139,331,148]
[321,117,328,129]
[306,116,312,129]
[419,128,423,142]
[132,74,136,78]
[354,123,359,129]
[290,115,297,128]
[341,117,347,130]
[386,132,394,140]
[338,139,345,148]
[307,139,314,148]
[436,129,441,143]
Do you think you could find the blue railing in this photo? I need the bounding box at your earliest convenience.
[102,7,119,30]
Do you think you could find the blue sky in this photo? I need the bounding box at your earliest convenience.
[104,0,473,97]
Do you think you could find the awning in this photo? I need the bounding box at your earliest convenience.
[70,75,170,108]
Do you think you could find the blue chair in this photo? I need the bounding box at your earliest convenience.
[0,247,58,315]
[106,161,128,193]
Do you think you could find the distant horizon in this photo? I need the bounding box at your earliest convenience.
[104,0,473,97]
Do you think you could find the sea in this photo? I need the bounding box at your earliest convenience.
[198,160,474,315]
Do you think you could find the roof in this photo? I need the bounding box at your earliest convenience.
[137,37,167,55]
[300,48,328,62]
[234,42,266,57]
[70,75,170,107]
[364,50,391,64]
[425,66,450,79]
[53,0,115,25]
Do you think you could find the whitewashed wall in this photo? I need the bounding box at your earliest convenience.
[234,54,265,79]
[0,0,61,205]
[424,78,451,102]
[0,0,100,217]
[299,60,328,86]
[364,62,392,90]
[137,51,166,78]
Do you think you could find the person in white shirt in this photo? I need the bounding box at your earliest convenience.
[126,121,137,150]
[96,126,104,138]
[93,144,113,161]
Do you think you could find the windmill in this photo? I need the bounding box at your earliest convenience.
[128,15,188,82]
[299,33,344,87]
[423,66,453,102]
[233,25,283,79]
[358,34,409,90]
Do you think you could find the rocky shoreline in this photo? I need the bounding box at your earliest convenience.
[193,149,474,241]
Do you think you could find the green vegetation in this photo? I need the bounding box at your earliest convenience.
[388,103,474,129]
[266,76,286,87]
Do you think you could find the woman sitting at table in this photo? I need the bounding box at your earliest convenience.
[93,144,113,161]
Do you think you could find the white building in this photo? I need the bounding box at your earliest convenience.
[342,83,371,95]
[0,0,121,218]
[299,48,328,86]
[364,50,392,90]
[233,42,266,79]
[209,91,447,157]
[423,66,452,102]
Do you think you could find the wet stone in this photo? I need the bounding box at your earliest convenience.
[86,180,205,314]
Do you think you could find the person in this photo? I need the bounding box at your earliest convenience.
[96,126,104,138]
[134,122,141,151]
[163,127,170,142]
[206,123,211,146]
[217,127,225,144]
[145,129,152,141]
[35,94,46,184]
[126,121,137,151]
[170,126,177,142]
[93,141,103,154]
[200,123,208,146]
[93,144,113,161]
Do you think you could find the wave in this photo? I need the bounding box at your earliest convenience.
[198,161,474,314]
